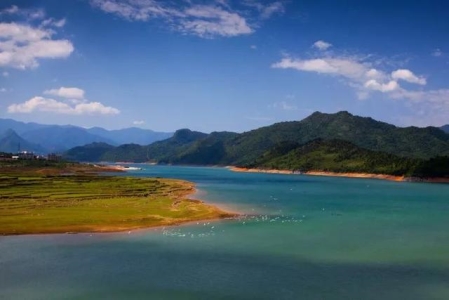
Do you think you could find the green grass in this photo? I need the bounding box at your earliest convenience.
[0,174,233,235]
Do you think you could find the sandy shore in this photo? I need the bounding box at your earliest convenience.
[229,167,404,182]
[230,166,449,183]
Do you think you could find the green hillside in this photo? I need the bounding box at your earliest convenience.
[64,111,449,164]
[243,139,419,176]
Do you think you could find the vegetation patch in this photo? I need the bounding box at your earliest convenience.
[0,170,233,235]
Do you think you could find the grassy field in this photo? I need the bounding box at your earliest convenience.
[0,172,233,235]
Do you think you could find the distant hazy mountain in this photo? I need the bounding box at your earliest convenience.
[441,125,449,133]
[0,118,173,152]
[64,111,449,164]
[21,126,116,152]
[0,118,49,135]
[86,127,173,145]
[0,129,46,153]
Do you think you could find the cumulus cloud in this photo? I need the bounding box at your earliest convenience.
[312,40,332,51]
[0,22,74,69]
[272,57,370,80]
[364,80,399,92]
[391,69,426,85]
[272,43,449,126]
[8,86,120,116]
[90,0,284,38]
[44,87,85,99]
[7,96,120,115]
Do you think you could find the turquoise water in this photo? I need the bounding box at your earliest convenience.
[1,166,449,299]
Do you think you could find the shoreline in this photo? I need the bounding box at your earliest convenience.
[0,175,238,236]
[229,166,449,183]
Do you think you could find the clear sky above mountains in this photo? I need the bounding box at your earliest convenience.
[0,0,448,132]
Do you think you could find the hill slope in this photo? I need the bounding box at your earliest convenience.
[64,111,449,164]
[225,111,449,164]
[243,139,418,176]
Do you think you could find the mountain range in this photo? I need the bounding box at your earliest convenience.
[63,111,449,164]
[0,118,173,153]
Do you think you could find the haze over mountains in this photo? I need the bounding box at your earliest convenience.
[0,118,173,153]
[63,111,449,164]
[442,125,449,134]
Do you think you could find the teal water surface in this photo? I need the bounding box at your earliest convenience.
[1,166,449,299]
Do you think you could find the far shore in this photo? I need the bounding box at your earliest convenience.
[229,166,449,183]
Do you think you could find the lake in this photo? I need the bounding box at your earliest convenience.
[1,165,449,299]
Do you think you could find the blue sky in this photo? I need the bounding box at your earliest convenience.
[0,0,448,132]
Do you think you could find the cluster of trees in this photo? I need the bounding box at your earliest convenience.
[243,139,449,178]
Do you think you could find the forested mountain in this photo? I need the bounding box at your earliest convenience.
[64,111,449,164]
[102,129,209,162]
[441,125,449,134]
[225,111,449,164]
[243,139,419,176]
[64,142,116,162]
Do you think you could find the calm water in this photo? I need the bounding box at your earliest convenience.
[1,166,449,299]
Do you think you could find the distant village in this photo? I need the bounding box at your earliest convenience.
[0,151,62,162]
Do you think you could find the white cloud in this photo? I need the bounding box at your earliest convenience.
[365,68,385,80]
[180,6,252,38]
[1,5,45,20]
[272,45,449,126]
[91,0,283,38]
[1,5,19,15]
[272,57,369,80]
[41,18,67,28]
[7,96,120,115]
[259,2,285,19]
[0,22,74,69]
[133,120,145,125]
[432,48,443,57]
[44,87,85,99]
[312,40,332,51]
[242,1,285,19]
[90,0,170,21]
[364,80,399,93]
[391,69,426,85]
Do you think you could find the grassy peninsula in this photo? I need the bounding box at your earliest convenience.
[0,161,233,235]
